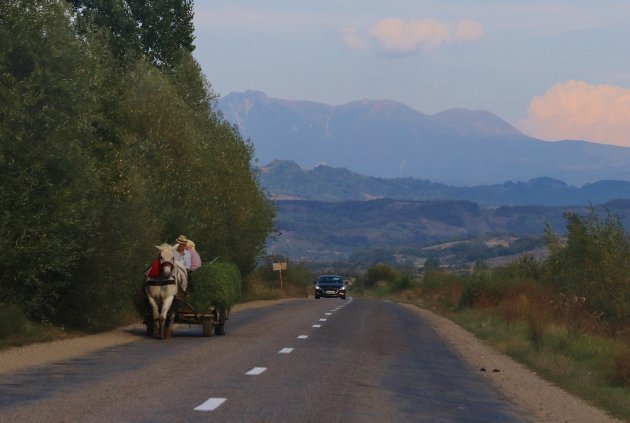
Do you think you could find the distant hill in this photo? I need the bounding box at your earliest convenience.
[219,91,630,185]
[259,160,630,207]
[268,198,630,262]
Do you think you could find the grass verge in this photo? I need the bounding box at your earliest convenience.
[414,301,630,421]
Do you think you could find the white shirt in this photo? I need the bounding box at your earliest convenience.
[173,247,192,271]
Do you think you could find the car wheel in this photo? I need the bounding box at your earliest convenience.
[315,295,320,299]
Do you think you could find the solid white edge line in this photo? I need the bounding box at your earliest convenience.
[279,348,294,354]
[194,398,226,411]
[246,367,267,375]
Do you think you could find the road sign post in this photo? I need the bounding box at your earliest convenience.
[272,262,288,289]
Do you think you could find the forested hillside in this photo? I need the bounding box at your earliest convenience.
[260,160,630,207]
[269,198,630,265]
[0,0,275,331]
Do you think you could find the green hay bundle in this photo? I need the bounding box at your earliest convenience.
[186,262,241,312]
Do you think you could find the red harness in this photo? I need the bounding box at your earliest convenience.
[148,258,161,279]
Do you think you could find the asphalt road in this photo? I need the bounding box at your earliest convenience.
[0,298,529,422]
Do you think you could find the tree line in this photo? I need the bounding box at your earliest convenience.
[0,0,275,330]
[359,208,630,332]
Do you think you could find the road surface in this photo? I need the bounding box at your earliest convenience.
[0,298,528,422]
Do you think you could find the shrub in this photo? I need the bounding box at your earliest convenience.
[612,351,630,386]
[527,310,548,349]
[364,264,397,287]
[391,273,413,291]
[545,210,630,330]
[421,269,465,310]
[0,303,28,339]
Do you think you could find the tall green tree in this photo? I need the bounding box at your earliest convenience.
[0,0,103,321]
[1,0,275,330]
[128,0,195,68]
[545,209,630,327]
[69,0,195,69]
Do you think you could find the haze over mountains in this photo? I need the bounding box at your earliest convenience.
[218,91,630,186]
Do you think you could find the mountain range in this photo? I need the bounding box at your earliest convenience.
[218,91,630,186]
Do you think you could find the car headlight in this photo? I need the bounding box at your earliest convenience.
[314,284,320,290]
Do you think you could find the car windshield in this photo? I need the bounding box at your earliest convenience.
[319,276,342,283]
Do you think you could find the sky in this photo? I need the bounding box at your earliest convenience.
[192,1,630,147]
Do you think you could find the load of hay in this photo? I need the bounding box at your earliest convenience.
[186,262,241,313]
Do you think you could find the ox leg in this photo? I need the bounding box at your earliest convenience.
[156,316,165,339]
[145,289,161,338]
[160,295,176,339]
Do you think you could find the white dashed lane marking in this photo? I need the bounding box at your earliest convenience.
[194,398,226,411]
[193,299,355,412]
[246,367,267,375]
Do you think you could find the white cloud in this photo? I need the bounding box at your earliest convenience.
[369,18,451,52]
[343,18,484,54]
[455,19,484,42]
[522,81,630,147]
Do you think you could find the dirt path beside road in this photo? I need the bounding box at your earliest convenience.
[401,304,622,423]
[0,299,293,375]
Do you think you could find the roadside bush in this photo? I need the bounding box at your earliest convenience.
[612,351,630,386]
[364,263,397,288]
[420,269,465,310]
[391,273,413,291]
[457,260,488,310]
[545,210,630,330]
[0,303,28,339]
[527,308,549,349]
[286,263,318,288]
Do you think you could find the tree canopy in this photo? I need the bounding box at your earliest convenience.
[0,0,275,330]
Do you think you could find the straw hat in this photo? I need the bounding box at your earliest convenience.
[176,235,188,244]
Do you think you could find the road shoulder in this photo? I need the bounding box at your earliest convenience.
[0,299,295,375]
[401,303,623,423]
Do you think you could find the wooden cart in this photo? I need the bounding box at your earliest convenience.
[143,295,229,337]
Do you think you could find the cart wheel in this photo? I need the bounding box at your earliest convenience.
[201,316,214,337]
[214,323,226,336]
[215,307,227,336]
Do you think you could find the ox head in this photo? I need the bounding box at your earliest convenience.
[155,244,175,279]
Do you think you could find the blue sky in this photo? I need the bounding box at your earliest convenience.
[192,1,630,147]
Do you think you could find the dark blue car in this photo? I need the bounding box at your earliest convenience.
[314,274,346,299]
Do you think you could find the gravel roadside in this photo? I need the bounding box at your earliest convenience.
[401,304,623,423]
[0,299,292,375]
[0,299,623,422]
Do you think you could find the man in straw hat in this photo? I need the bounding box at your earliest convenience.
[174,235,192,273]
